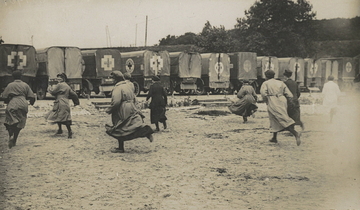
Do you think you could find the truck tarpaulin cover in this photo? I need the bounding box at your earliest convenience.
[305,59,322,79]
[230,52,257,80]
[278,57,305,84]
[170,52,201,78]
[95,49,121,78]
[335,57,355,80]
[257,56,279,79]
[0,44,37,77]
[42,47,83,80]
[120,50,153,77]
[65,47,83,79]
[120,50,170,77]
[322,59,341,81]
[201,53,230,83]
[155,51,170,77]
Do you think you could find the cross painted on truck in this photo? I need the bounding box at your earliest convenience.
[345,62,352,73]
[125,58,134,73]
[150,55,163,75]
[7,51,26,69]
[101,55,115,71]
[264,61,274,71]
[310,63,318,76]
[294,62,301,72]
[243,60,251,72]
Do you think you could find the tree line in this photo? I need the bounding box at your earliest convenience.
[158,0,360,58]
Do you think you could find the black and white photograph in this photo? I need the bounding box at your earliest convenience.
[1,0,360,209]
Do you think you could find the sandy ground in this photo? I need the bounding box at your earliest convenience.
[0,93,359,210]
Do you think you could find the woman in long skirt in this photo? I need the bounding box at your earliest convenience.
[105,71,154,153]
[146,75,168,131]
[260,70,301,146]
[228,80,258,123]
[46,73,79,138]
[1,70,35,148]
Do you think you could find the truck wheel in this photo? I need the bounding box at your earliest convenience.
[36,87,46,100]
[133,81,140,96]
[194,79,205,95]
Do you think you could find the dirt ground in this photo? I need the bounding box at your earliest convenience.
[0,92,359,210]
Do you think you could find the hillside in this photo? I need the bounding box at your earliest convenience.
[313,40,360,58]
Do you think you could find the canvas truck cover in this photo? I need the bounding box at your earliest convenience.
[189,52,202,78]
[81,50,97,78]
[170,52,188,77]
[0,44,37,77]
[120,50,154,77]
[120,50,170,77]
[256,56,279,78]
[96,49,121,78]
[304,58,322,79]
[229,52,257,81]
[37,47,83,80]
[156,51,170,77]
[329,57,355,80]
[278,57,305,84]
[320,59,340,82]
[201,53,230,83]
[169,52,201,78]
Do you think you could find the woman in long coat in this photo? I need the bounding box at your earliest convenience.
[260,70,301,146]
[46,73,79,139]
[228,80,258,123]
[146,75,168,131]
[283,69,304,131]
[105,71,154,153]
[1,70,35,148]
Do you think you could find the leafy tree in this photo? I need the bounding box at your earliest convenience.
[234,0,316,57]
[196,21,238,53]
[159,32,198,45]
[175,32,198,45]
[159,35,177,45]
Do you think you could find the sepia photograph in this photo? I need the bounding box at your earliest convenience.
[1,0,360,209]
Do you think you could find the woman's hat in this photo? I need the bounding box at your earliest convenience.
[283,69,292,77]
[265,70,275,78]
[328,75,334,81]
[12,70,22,79]
[152,75,160,81]
[57,73,68,81]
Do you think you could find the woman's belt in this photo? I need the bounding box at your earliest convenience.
[267,94,283,97]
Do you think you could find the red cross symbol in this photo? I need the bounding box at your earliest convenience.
[101,55,114,71]
[7,51,26,69]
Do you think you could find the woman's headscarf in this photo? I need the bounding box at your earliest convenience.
[110,71,125,82]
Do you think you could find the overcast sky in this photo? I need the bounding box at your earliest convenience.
[1,0,359,49]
